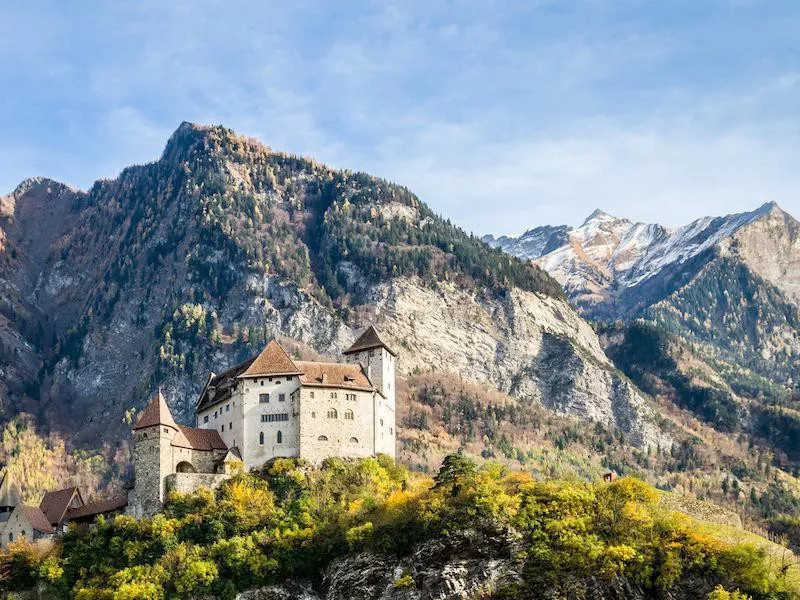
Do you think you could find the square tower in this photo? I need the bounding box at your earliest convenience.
[128,390,180,518]
[343,326,397,456]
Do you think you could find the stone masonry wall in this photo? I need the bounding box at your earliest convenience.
[165,472,230,495]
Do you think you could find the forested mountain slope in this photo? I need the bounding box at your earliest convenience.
[0,122,665,454]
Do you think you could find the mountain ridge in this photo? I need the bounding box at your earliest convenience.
[484,201,800,417]
[0,121,667,457]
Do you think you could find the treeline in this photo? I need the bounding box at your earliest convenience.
[1,455,791,599]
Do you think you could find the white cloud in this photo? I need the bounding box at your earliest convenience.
[2,0,800,235]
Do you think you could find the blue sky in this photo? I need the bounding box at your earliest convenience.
[2,1,799,234]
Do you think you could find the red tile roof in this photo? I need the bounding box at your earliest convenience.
[172,425,227,451]
[133,390,178,431]
[343,326,396,356]
[295,361,374,391]
[66,495,128,521]
[39,487,83,526]
[21,505,55,534]
[239,340,303,378]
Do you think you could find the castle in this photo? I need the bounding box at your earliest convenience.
[128,326,397,517]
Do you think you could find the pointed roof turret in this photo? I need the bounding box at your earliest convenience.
[133,389,179,431]
[238,339,303,378]
[0,470,21,508]
[343,325,397,357]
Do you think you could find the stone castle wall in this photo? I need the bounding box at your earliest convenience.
[166,472,230,495]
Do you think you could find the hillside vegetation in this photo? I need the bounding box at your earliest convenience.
[1,456,795,599]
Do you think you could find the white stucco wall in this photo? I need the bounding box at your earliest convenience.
[297,386,376,464]
[195,349,397,469]
[197,374,302,470]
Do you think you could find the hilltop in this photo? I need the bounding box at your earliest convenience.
[2,456,796,599]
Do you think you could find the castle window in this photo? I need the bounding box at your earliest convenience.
[261,381,264,386]
[268,377,273,382]
[380,419,384,426]
[277,431,283,444]
[279,393,286,402]
[275,380,281,385]
[203,415,209,424]
[312,411,316,418]
[327,408,338,419]
[349,437,359,443]
[259,431,264,445]
[261,413,289,422]
[346,393,356,401]
[226,404,230,412]
[214,410,218,418]
[229,422,232,430]
[310,391,315,398]
[318,435,328,441]
[390,427,393,435]
[260,393,269,403]
[221,425,225,432]
[163,427,169,434]
[344,409,354,420]
[370,350,374,356]
[8,533,12,542]
[330,392,337,399]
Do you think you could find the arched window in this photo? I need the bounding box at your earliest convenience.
[327,408,337,419]
[318,435,328,441]
[344,409,354,420]
[349,437,359,443]
[277,430,283,444]
[176,461,196,473]
[259,431,264,445]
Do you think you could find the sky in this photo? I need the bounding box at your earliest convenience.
[2,1,799,235]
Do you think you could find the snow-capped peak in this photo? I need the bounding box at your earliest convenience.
[581,208,617,226]
[488,203,800,317]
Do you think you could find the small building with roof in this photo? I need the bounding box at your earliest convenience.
[2,505,54,548]
[40,486,84,532]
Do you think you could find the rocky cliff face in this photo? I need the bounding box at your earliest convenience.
[236,528,722,600]
[0,122,667,452]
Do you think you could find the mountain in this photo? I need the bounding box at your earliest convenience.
[0,122,668,458]
[5,124,800,552]
[483,204,800,396]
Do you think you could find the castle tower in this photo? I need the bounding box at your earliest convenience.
[343,326,397,456]
[129,390,179,518]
